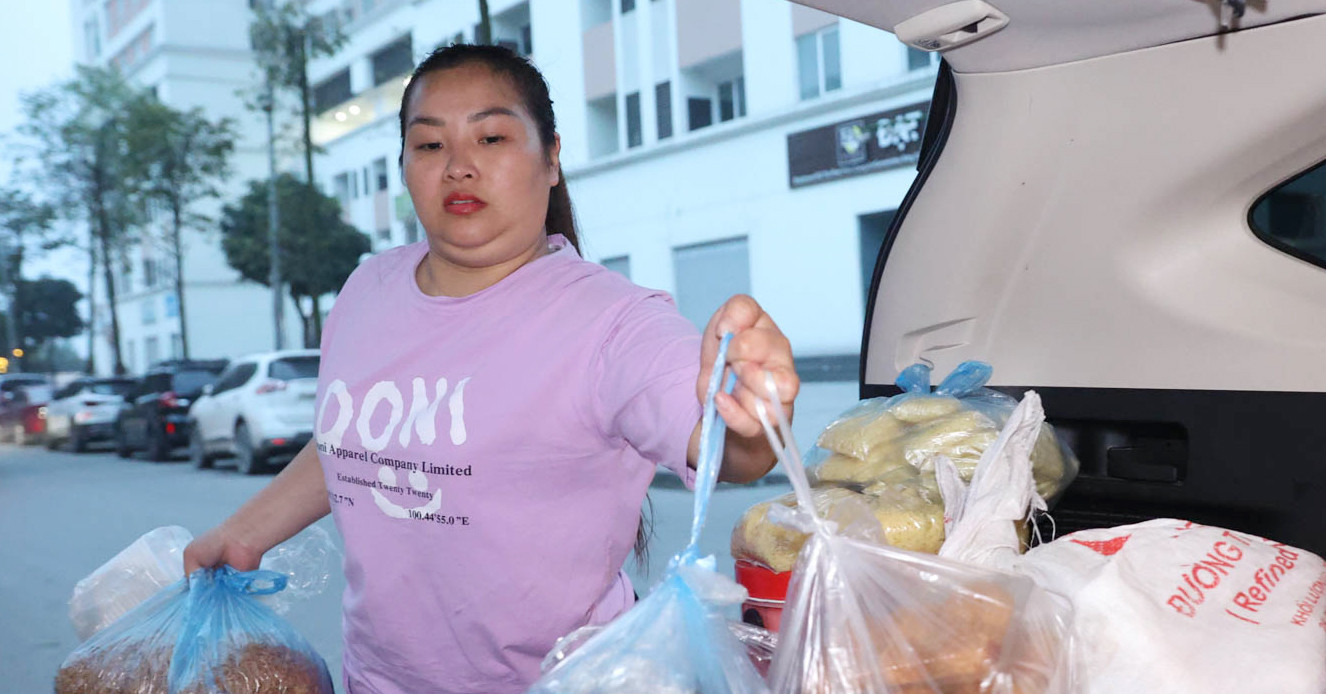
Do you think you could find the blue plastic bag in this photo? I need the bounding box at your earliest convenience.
[55,566,333,694]
[528,333,771,694]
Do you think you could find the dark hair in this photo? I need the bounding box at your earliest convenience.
[398,43,579,252]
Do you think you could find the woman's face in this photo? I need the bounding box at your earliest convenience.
[401,63,560,268]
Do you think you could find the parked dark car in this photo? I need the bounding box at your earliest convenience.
[0,376,54,445]
[115,360,227,461]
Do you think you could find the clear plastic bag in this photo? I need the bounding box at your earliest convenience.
[55,566,334,694]
[752,376,1075,694]
[529,334,771,694]
[69,526,195,641]
[731,482,943,573]
[811,362,1078,503]
[68,525,338,642]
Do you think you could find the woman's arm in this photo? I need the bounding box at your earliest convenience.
[183,439,331,574]
[689,295,799,484]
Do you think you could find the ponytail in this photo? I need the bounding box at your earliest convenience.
[546,165,579,252]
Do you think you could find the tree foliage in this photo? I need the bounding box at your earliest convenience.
[128,100,236,359]
[15,278,84,346]
[18,65,158,374]
[220,174,368,346]
[249,0,347,184]
[0,277,84,367]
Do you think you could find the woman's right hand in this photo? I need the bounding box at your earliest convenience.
[183,523,265,575]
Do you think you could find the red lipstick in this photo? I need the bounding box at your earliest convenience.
[444,192,487,215]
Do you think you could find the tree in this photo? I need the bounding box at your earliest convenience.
[0,185,59,360]
[477,0,492,45]
[129,100,236,361]
[0,278,84,371]
[220,174,369,347]
[248,0,346,187]
[19,66,156,375]
[15,278,84,349]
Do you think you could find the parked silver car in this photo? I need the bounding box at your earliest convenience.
[44,377,137,452]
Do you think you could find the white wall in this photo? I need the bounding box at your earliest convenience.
[304,0,932,361]
[569,88,928,357]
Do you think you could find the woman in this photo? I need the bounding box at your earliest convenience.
[185,43,798,694]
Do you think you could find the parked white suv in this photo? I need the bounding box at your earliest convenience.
[188,349,320,474]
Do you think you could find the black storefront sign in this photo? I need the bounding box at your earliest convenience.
[787,101,930,189]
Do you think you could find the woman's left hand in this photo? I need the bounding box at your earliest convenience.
[694,295,799,482]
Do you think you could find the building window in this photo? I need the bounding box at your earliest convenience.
[404,216,420,244]
[602,255,631,279]
[142,296,156,325]
[655,82,672,140]
[126,340,136,373]
[587,95,619,159]
[1250,158,1326,270]
[313,69,352,113]
[621,0,636,13]
[145,336,160,367]
[84,18,101,60]
[110,23,155,73]
[377,228,392,243]
[371,35,414,87]
[907,46,935,71]
[373,158,389,191]
[350,170,359,200]
[521,24,533,56]
[687,97,712,132]
[672,237,751,331]
[625,92,642,148]
[333,173,351,206]
[858,210,896,303]
[362,166,371,196]
[718,77,746,122]
[797,25,842,101]
[170,334,182,359]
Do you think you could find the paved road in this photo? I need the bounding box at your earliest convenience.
[0,382,857,693]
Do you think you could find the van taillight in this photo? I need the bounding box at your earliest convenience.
[159,391,179,408]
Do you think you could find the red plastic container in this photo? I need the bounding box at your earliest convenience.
[734,560,792,633]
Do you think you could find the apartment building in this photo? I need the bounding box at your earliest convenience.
[70,0,303,375]
[306,0,937,376]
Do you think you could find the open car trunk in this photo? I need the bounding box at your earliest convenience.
[794,0,1326,554]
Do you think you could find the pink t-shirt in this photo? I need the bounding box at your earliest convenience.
[314,236,701,694]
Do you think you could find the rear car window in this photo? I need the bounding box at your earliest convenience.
[1250,158,1326,269]
[19,385,54,403]
[89,381,135,397]
[269,356,319,381]
[171,370,219,394]
[2,376,46,392]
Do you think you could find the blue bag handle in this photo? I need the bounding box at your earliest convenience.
[895,360,992,398]
[895,363,933,393]
[935,360,993,397]
[170,566,291,691]
[217,567,289,595]
[682,333,736,563]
